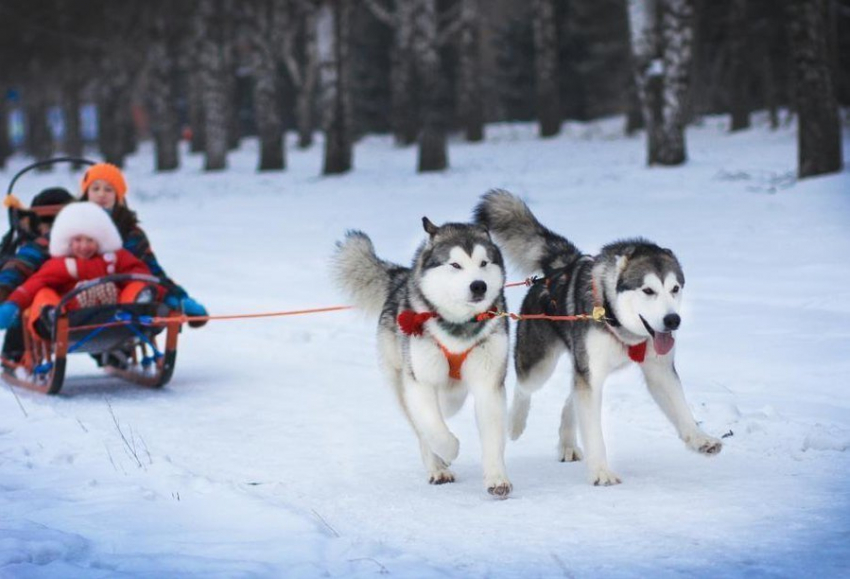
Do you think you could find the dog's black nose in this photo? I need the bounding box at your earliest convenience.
[663,313,681,330]
[470,280,487,296]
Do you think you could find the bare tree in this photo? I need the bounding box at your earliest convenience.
[532,0,561,137]
[728,0,751,131]
[276,0,320,149]
[146,4,180,171]
[0,94,10,169]
[786,0,842,178]
[412,0,449,172]
[247,0,285,171]
[456,0,484,142]
[319,0,353,175]
[197,0,230,171]
[365,0,418,146]
[628,0,695,166]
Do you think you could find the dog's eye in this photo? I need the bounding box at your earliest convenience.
[671,285,680,294]
[642,288,656,296]
[450,262,462,270]
[480,260,488,268]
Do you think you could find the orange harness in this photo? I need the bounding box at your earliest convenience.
[397,310,478,380]
[436,343,474,380]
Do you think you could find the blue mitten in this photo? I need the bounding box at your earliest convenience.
[0,303,20,330]
[181,297,208,328]
[165,295,208,328]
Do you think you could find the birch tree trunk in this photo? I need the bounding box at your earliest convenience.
[728,0,750,131]
[532,0,561,138]
[249,0,285,171]
[198,0,229,171]
[786,0,842,178]
[414,0,448,172]
[657,0,694,165]
[628,0,694,166]
[319,0,353,175]
[457,0,484,142]
[147,8,180,171]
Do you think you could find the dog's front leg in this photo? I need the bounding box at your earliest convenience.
[573,370,621,486]
[641,357,722,456]
[402,374,460,465]
[465,335,512,497]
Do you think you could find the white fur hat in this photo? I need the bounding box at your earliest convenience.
[48,201,123,257]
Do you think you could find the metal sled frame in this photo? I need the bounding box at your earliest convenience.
[2,275,182,395]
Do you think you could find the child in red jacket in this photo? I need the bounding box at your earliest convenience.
[0,202,152,335]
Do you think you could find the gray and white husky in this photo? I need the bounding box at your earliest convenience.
[331,218,513,497]
[475,190,721,486]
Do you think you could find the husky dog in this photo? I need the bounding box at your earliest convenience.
[475,190,721,486]
[331,218,512,497]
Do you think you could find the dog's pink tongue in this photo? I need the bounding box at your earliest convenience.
[653,332,675,356]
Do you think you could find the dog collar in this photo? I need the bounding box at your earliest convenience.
[397,310,481,380]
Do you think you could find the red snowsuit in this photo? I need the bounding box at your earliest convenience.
[6,250,151,334]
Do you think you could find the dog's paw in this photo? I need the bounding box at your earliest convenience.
[432,433,460,464]
[428,468,456,485]
[557,445,583,462]
[686,433,723,456]
[589,466,622,487]
[485,476,513,499]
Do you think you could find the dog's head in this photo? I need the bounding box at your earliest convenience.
[603,240,685,356]
[414,217,505,323]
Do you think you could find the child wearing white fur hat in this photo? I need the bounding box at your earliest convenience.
[0,202,151,333]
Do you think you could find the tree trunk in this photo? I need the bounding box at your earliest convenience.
[532,0,561,138]
[786,0,842,178]
[188,68,206,153]
[97,66,132,167]
[628,0,694,166]
[414,0,448,172]
[392,2,418,146]
[728,0,751,131]
[297,3,319,149]
[457,0,484,142]
[250,0,285,171]
[0,98,10,169]
[319,1,353,175]
[148,9,180,171]
[198,0,229,171]
[656,0,694,165]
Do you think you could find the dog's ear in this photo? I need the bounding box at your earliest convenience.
[422,217,439,237]
[615,255,629,274]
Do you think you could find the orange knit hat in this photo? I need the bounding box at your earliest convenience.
[80,163,128,202]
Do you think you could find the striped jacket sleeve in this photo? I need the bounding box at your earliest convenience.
[0,236,50,301]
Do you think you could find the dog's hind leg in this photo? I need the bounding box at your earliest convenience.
[511,319,565,440]
[557,393,583,462]
[641,357,722,456]
[573,369,622,486]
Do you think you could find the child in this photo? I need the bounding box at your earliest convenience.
[0,202,151,334]
[0,188,74,365]
[79,163,208,326]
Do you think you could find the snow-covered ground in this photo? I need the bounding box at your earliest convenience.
[1,116,848,578]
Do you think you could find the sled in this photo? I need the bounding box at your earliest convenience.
[2,274,182,395]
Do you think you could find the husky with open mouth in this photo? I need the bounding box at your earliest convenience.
[331,218,512,497]
[475,190,721,486]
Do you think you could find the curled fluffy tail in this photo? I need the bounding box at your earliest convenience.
[331,231,399,316]
[474,189,578,275]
